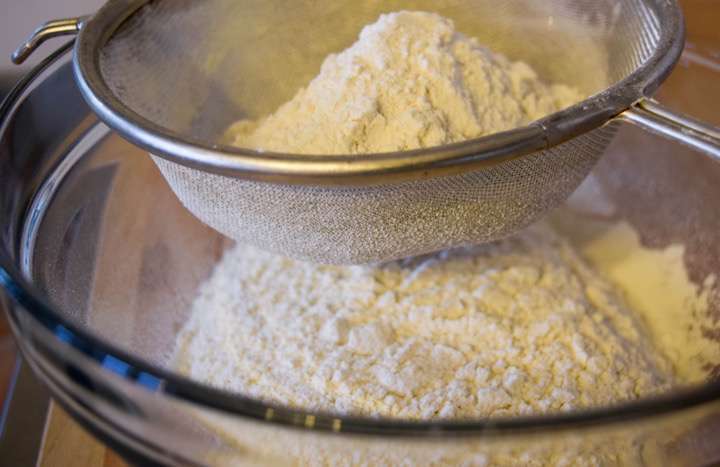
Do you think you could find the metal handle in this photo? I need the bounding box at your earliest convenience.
[11,17,87,65]
[621,99,720,160]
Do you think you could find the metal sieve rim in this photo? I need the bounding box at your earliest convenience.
[73,0,684,185]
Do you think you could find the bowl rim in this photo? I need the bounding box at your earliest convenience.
[73,0,685,185]
[4,10,720,440]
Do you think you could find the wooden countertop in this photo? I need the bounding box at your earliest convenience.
[39,403,126,467]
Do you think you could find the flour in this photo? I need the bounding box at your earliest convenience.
[558,219,720,383]
[227,11,581,154]
[173,221,676,419]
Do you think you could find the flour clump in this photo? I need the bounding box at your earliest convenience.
[227,11,582,154]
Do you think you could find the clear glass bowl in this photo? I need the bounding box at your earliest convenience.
[2,42,720,467]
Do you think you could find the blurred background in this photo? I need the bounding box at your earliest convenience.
[0,0,103,94]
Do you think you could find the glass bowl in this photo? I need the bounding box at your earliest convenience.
[2,38,720,467]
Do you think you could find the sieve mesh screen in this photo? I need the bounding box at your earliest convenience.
[152,124,620,263]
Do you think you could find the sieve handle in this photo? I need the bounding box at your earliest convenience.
[621,99,720,160]
[11,17,88,65]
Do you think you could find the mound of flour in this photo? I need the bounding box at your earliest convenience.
[173,221,675,419]
[227,11,581,154]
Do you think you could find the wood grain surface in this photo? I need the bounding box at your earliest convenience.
[38,403,126,467]
[35,0,719,465]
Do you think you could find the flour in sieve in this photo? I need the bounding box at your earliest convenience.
[173,221,675,419]
[226,11,582,154]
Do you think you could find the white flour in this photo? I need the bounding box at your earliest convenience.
[552,204,720,384]
[227,11,581,154]
[173,221,676,419]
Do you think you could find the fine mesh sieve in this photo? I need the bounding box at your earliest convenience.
[12,0,720,264]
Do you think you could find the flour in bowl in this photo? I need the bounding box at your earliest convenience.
[227,11,581,154]
[173,221,677,419]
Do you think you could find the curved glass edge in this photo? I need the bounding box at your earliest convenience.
[19,123,112,277]
[2,32,720,439]
[8,311,193,467]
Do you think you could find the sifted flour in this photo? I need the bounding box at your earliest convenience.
[227,11,581,154]
[173,221,676,419]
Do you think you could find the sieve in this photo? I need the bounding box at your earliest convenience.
[13,0,720,264]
